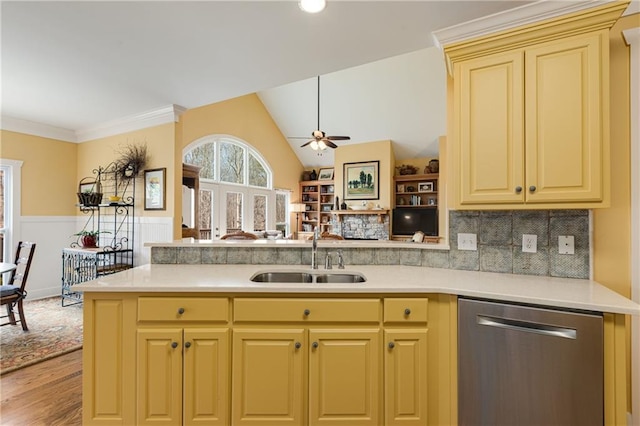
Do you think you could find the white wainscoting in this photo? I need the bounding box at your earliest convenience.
[19,216,78,300]
[17,215,174,300]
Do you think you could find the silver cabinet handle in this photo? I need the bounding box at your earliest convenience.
[477,315,576,339]
[515,186,523,193]
[529,185,537,192]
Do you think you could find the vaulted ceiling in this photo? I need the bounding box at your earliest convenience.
[6,1,631,167]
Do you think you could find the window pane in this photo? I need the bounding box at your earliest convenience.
[249,154,267,187]
[199,189,213,239]
[184,143,215,179]
[253,194,267,231]
[225,192,243,233]
[275,191,288,236]
[220,143,244,184]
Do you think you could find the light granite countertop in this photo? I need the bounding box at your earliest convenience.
[146,239,451,250]
[74,263,640,315]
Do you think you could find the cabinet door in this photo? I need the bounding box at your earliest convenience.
[525,32,605,203]
[232,329,305,425]
[456,50,525,204]
[308,329,381,426]
[137,328,183,425]
[384,330,428,426]
[184,328,229,425]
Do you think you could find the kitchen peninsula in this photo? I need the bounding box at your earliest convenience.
[76,244,639,426]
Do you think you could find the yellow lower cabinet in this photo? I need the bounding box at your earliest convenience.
[137,328,229,425]
[308,329,382,426]
[231,329,306,424]
[384,330,429,426]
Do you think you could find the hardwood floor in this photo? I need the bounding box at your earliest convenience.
[0,349,82,425]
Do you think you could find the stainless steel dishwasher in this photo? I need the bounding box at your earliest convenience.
[458,297,603,426]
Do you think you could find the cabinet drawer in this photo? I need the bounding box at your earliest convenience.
[234,298,380,323]
[138,297,229,322]
[384,298,429,323]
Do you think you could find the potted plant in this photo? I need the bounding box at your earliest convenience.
[73,230,111,248]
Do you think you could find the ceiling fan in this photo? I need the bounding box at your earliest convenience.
[292,76,351,150]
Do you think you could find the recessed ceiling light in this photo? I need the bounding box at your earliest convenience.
[299,0,326,14]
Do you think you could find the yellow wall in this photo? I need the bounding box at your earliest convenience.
[593,13,640,298]
[334,140,394,210]
[0,130,77,216]
[179,93,303,194]
[78,123,177,219]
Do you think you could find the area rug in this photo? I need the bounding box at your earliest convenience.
[0,296,83,375]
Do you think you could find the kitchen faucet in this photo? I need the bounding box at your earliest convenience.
[311,227,319,269]
[325,250,345,270]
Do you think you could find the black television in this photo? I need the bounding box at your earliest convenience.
[392,208,438,236]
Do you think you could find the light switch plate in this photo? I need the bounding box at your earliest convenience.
[558,235,575,255]
[458,233,477,251]
[522,234,537,253]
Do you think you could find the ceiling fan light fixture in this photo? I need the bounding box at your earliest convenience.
[318,140,327,150]
[310,140,319,150]
[299,0,326,13]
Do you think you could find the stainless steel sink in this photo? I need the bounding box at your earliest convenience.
[250,270,366,283]
[250,271,313,283]
[314,273,367,283]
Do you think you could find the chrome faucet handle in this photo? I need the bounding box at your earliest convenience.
[325,252,333,269]
[337,249,345,269]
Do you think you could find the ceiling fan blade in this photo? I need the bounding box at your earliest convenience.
[327,136,350,141]
[300,139,314,148]
[324,140,338,149]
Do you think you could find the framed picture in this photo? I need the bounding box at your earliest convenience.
[396,184,405,193]
[418,182,434,193]
[343,161,379,200]
[318,168,334,180]
[144,168,166,210]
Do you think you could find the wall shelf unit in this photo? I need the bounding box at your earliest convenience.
[299,180,335,233]
[394,173,439,208]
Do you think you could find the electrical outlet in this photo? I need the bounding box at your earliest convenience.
[522,234,537,253]
[458,233,477,251]
[558,235,575,255]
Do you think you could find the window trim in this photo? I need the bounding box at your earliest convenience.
[0,159,23,262]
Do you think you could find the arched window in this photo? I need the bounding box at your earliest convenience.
[184,136,271,189]
[183,136,287,238]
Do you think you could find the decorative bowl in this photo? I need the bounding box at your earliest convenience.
[349,205,367,210]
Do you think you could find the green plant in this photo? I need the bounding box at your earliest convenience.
[72,230,111,238]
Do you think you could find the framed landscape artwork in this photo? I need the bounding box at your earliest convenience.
[318,168,334,180]
[343,161,379,200]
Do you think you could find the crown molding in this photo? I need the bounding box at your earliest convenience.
[432,0,618,49]
[0,116,77,142]
[75,104,187,142]
[1,105,187,143]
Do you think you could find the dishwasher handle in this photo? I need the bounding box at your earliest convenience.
[477,315,577,340]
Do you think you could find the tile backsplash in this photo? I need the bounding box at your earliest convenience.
[151,210,590,279]
[449,210,589,279]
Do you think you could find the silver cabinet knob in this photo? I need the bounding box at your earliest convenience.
[171,342,178,349]
[185,341,191,348]
[515,186,523,193]
[303,309,310,316]
[312,341,319,349]
[388,342,395,349]
[177,307,185,315]
[529,185,537,192]
[404,308,411,316]
[295,342,301,349]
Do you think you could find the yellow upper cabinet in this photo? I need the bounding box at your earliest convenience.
[446,2,627,209]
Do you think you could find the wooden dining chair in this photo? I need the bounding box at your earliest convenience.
[0,241,37,331]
